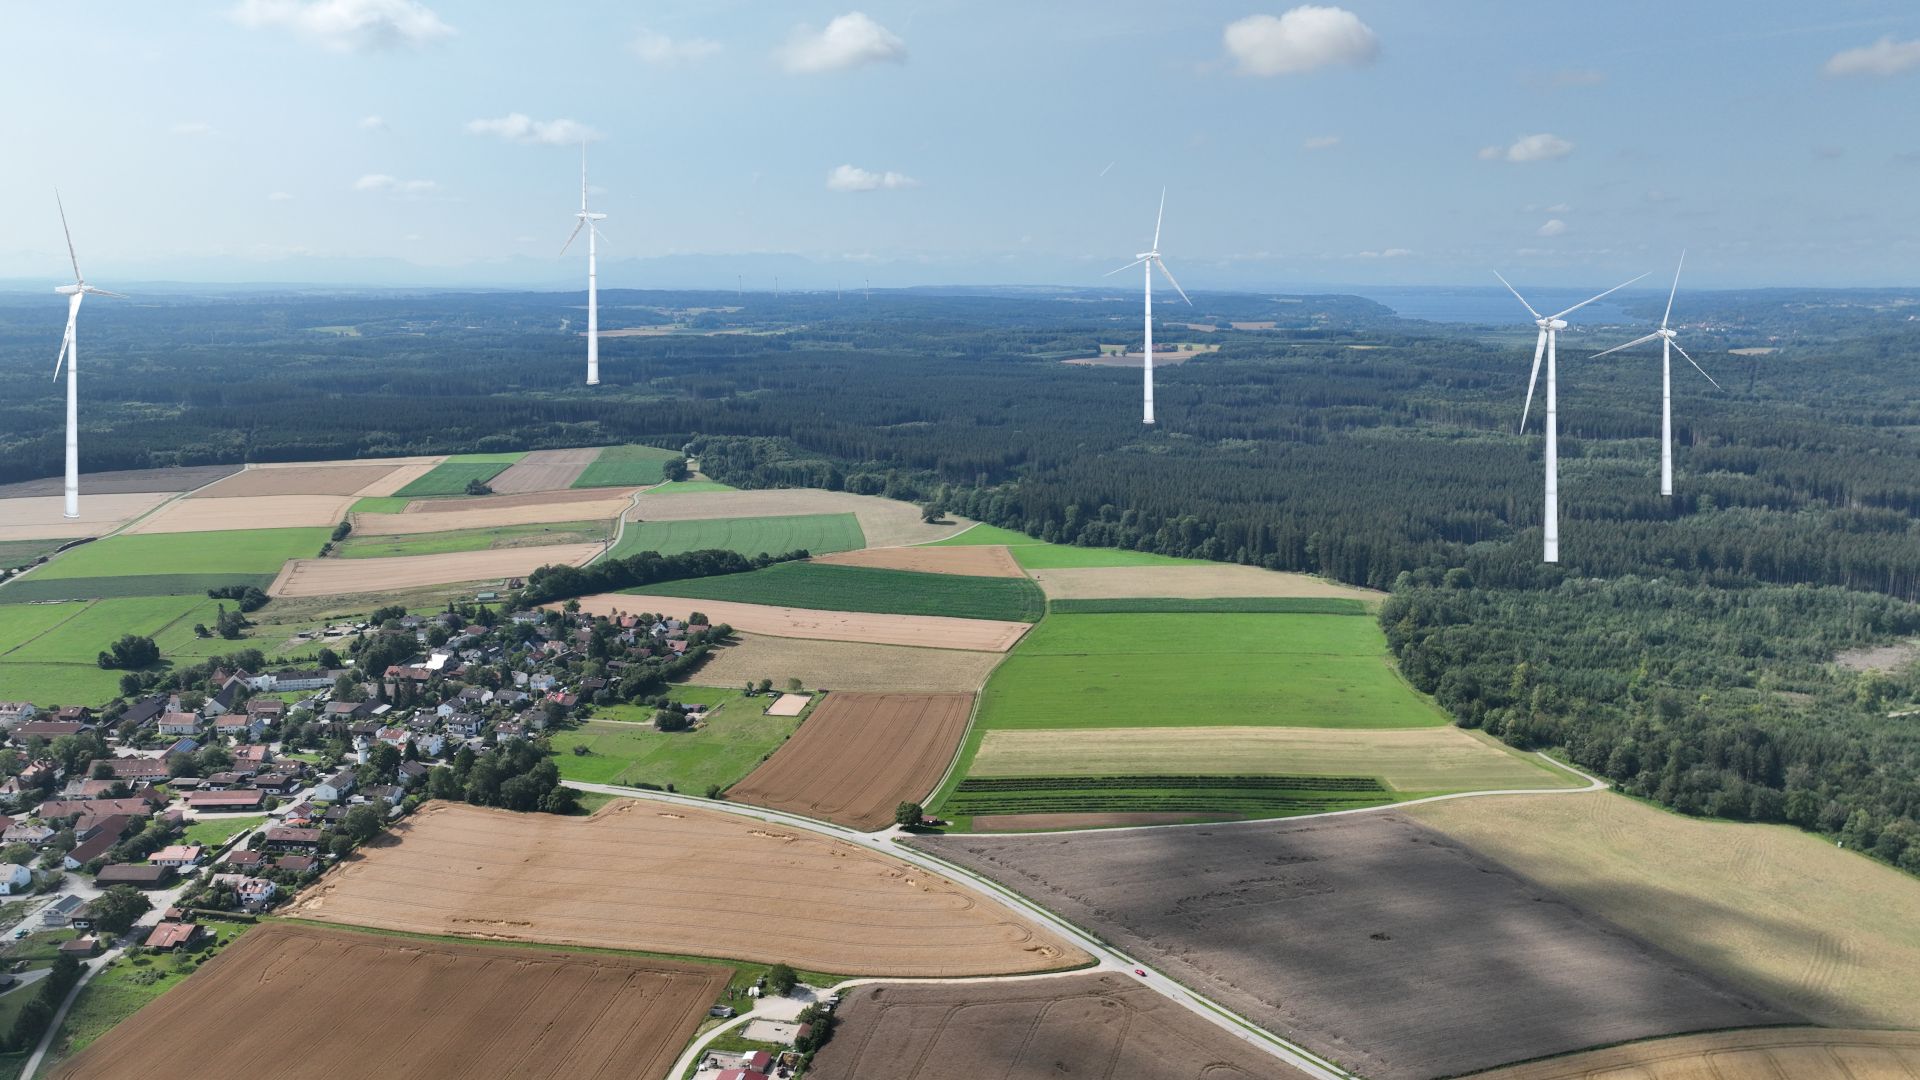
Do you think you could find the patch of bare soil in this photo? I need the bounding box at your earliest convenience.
[1464,1027,1920,1080]
[0,464,241,499]
[487,448,603,494]
[811,545,1024,578]
[727,692,973,830]
[192,464,406,497]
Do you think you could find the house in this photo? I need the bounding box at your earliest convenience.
[233,744,272,767]
[40,894,85,927]
[40,796,155,821]
[494,721,526,741]
[263,827,322,851]
[1,824,53,847]
[281,802,316,827]
[444,713,483,738]
[120,695,167,730]
[184,790,266,812]
[313,769,357,803]
[103,757,169,784]
[245,698,285,722]
[215,714,265,741]
[94,864,175,889]
[64,831,121,870]
[373,726,411,749]
[263,669,332,693]
[60,779,122,800]
[360,784,404,807]
[210,873,276,910]
[157,711,200,737]
[159,737,199,758]
[58,936,99,959]
[202,771,250,791]
[397,761,429,788]
[275,854,318,874]
[223,849,266,871]
[144,921,203,951]
[0,865,31,895]
[150,844,204,869]
[0,703,35,728]
[253,772,298,796]
[325,700,372,721]
[204,679,243,717]
[15,720,88,740]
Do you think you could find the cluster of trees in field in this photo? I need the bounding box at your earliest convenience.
[425,740,577,815]
[518,547,803,606]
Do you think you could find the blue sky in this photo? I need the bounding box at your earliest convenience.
[1,1,1917,289]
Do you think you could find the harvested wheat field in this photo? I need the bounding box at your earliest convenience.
[288,801,1083,976]
[131,493,357,533]
[692,632,1004,692]
[488,448,602,494]
[192,463,409,498]
[1466,1028,1920,1080]
[1029,564,1381,601]
[728,693,974,830]
[813,545,1024,578]
[570,594,1029,651]
[625,489,974,547]
[50,922,725,1080]
[354,491,635,535]
[1409,790,1920,1028]
[808,972,1309,1080]
[916,813,1792,1080]
[271,543,601,597]
[0,492,173,542]
[357,459,444,496]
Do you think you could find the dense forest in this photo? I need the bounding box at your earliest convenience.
[3,284,1920,871]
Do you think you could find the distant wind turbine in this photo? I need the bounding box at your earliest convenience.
[560,142,607,386]
[1107,189,1191,425]
[1589,252,1721,496]
[1495,269,1648,562]
[50,193,125,520]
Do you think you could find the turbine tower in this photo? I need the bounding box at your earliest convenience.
[1495,270,1647,563]
[1107,189,1191,425]
[50,193,125,520]
[1589,252,1721,496]
[560,142,607,386]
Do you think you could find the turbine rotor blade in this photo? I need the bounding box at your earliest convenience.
[1589,331,1661,359]
[1155,258,1192,305]
[1672,340,1722,390]
[1551,270,1651,321]
[1662,249,1685,329]
[56,190,82,283]
[1105,257,1149,277]
[53,326,72,381]
[1520,328,1546,432]
[82,287,127,299]
[1152,187,1166,251]
[560,219,585,255]
[590,223,610,248]
[1492,271,1543,321]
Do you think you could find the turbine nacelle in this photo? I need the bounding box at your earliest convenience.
[1538,318,1568,331]
[1657,327,1678,339]
[55,284,81,296]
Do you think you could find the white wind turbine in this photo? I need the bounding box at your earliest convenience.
[1589,252,1721,496]
[1495,269,1648,563]
[560,142,607,386]
[51,193,125,520]
[1107,189,1190,425]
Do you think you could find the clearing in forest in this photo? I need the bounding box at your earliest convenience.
[620,562,1045,623]
[49,923,727,1080]
[287,800,1085,977]
[569,595,1030,652]
[607,513,865,561]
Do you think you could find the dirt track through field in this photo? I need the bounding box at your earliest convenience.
[487,448,603,494]
[570,594,1030,651]
[352,492,635,535]
[130,493,357,533]
[288,801,1084,976]
[917,813,1794,1080]
[191,463,407,497]
[813,545,1024,578]
[0,464,240,499]
[727,692,974,829]
[50,923,725,1080]
[808,973,1313,1080]
[1029,565,1382,601]
[270,543,601,597]
[691,633,1004,692]
[625,489,973,547]
[1464,1027,1920,1080]
[0,493,174,541]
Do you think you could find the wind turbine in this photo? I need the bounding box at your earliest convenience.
[1107,189,1190,425]
[50,194,125,520]
[1495,269,1648,562]
[1589,252,1721,496]
[560,142,607,386]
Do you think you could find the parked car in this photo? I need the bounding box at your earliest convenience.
[708,1005,736,1019]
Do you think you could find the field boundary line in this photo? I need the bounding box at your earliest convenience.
[0,467,237,597]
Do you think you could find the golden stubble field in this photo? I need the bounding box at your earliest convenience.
[0,492,174,541]
[1464,1027,1920,1080]
[288,800,1085,977]
[131,493,358,533]
[1027,564,1383,600]
[269,543,603,597]
[692,632,1005,693]
[1409,790,1920,1028]
[353,490,636,535]
[569,594,1031,652]
[191,462,412,498]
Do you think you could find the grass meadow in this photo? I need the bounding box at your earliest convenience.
[391,453,525,498]
[647,480,737,494]
[606,513,864,561]
[23,528,329,581]
[571,444,681,488]
[928,523,1205,569]
[0,595,232,705]
[623,561,1045,622]
[337,519,611,559]
[550,688,798,791]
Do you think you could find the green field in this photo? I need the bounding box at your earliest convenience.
[348,496,411,514]
[945,774,1393,819]
[0,527,325,604]
[606,514,864,561]
[337,519,612,559]
[552,688,798,791]
[930,524,1043,547]
[649,480,737,494]
[571,444,681,488]
[623,561,1046,622]
[182,815,266,847]
[0,663,127,706]
[0,539,74,569]
[1048,597,1369,615]
[0,572,279,604]
[928,524,1204,568]
[0,603,85,655]
[391,453,525,498]
[3,596,218,664]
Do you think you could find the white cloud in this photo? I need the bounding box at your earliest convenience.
[267,191,295,201]
[1303,135,1342,150]
[230,0,452,52]
[1537,218,1568,237]
[826,164,917,192]
[632,28,722,67]
[1480,133,1573,163]
[1223,6,1378,77]
[354,173,436,194]
[1354,248,1412,258]
[170,121,215,137]
[1544,202,1571,213]
[465,113,600,146]
[359,114,387,130]
[779,12,905,74]
[1825,36,1920,77]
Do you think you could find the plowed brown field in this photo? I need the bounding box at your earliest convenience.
[808,973,1311,1080]
[489,448,602,493]
[50,923,726,1080]
[812,545,1024,578]
[0,464,239,499]
[624,489,973,547]
[0,493,173,542]
[691,633,1004,692]
[270,543,601,597]
[727,692,974,829]
[1029,564,1382,601]
[287,801,1083,976]
[570,594,1030,651]
[192,463,405,497]
[130,493,356,533]
[1466,1028,1920,1080]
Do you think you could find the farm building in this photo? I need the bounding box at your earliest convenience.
[40,894,84,926]
[95,864,176,889]
[151,845,204,868]
[185,790,266,812]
